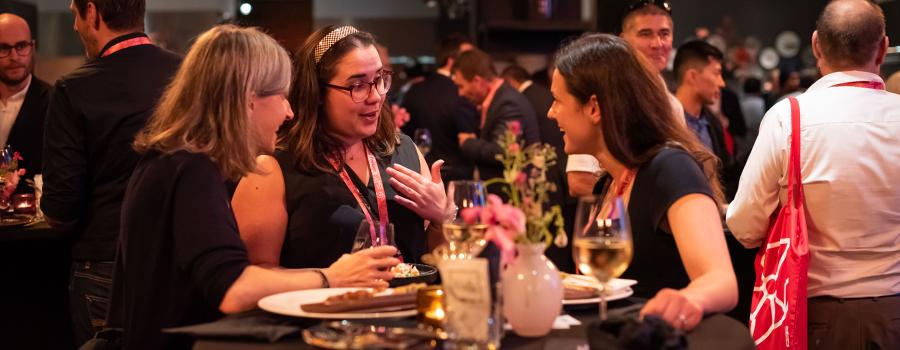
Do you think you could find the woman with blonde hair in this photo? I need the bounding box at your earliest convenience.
[233,25,448,269]
[110,25,400,350]
[548,33,737,331]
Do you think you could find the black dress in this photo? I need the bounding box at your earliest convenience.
[274,134,426,268]
[594,148,715,298]
[111,150,250,350]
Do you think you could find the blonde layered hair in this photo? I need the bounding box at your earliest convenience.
[134,25,291,180]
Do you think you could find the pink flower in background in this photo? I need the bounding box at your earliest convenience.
[507,142,521,153]
[507,120,522,135]
[514,172,527,187]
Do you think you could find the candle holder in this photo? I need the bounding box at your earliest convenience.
[417,286,445,329]
[12,193,35,215]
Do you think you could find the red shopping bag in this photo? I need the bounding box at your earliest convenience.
[749,97,809,349]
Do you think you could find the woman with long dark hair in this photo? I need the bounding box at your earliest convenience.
[549,33,737,331]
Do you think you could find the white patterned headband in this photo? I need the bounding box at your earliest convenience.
[314,26,360,64]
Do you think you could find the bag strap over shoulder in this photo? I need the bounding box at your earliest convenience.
[787,97,803,207]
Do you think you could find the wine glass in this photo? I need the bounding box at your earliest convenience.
[351,221,395,253]
[572,195,633,321]
[443,180,487,254]
[413,129,432,156]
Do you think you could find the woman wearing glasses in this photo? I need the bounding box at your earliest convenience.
[232,26,448,277]
[549,33,737,331]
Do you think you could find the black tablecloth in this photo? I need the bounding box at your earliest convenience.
[190,302,754,350]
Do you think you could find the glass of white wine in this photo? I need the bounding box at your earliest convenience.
[443,180,487,255]
[572,195,633,321]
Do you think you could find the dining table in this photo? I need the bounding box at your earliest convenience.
[189,298,755,350]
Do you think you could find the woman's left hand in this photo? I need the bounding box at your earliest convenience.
[639,288,704,331]
[386,160,447,223]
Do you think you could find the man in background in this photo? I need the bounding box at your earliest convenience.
[41,0,181,345]
[452,49,539,194]
[567,0,685,197]
[673,40,737,200]
[401,35,478,182]
[729,1,899,347]
[0,13,49,195]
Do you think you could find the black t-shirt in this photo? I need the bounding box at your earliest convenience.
[594,148,715,298]
[274,134,426,268]
[111,150,249,350]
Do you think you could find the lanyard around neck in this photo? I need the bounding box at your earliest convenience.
[327,146,392,253]
[100,37,152,58]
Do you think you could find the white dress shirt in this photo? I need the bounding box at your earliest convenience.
[0,75,31,149]
[727,71,900,298]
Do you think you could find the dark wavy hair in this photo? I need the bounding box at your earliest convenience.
[554,33,723,203]
[283,25,397,173]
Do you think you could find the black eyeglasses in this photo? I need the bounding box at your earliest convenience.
[325,71,393,103]
[0,41,35,59]
[626,0,672,15]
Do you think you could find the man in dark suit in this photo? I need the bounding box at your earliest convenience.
[41,0,182,346]
[674,40,738,200]
[452,50,540,194]
[0,13,49,195]
[401,35,478,182]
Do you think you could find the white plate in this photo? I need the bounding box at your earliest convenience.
[258,288,417,319]
[562,276,638,305]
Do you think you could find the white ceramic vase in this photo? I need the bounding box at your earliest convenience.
[501,243,564,337]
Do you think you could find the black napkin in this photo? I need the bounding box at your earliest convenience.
[162,309,306,342]
[585,304,687,350]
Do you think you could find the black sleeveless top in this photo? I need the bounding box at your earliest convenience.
[274,134,426,268]
[593,148,715,298]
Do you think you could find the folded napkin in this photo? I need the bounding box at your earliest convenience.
[585,304,687,350]
[162,310,307,343]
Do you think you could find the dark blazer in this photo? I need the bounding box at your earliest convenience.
[461,82,540,190]
[401,73,478,182]
[7,76,50,193]
[42,33,182,261]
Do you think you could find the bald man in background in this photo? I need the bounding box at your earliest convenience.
[0,13,50,197]
[728,1,900,348]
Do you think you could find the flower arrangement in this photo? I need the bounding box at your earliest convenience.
[477,121,567,248]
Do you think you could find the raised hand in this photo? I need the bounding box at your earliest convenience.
[386,160,448,223]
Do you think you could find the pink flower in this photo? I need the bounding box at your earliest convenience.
[460,194,525,264]
[486,226,516,264]
[507,142,521,154]
[460,207,481,225]
[514,172,527,187]
[507,120,522,135]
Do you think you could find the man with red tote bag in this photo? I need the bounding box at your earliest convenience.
[727,1,900,349]
[747,96,808,349]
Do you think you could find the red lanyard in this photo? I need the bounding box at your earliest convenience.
[328,146,391,251]
[584,169,634,233]
[830,81,885,90]
[100,37,152,58]
[607,169,634,219]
